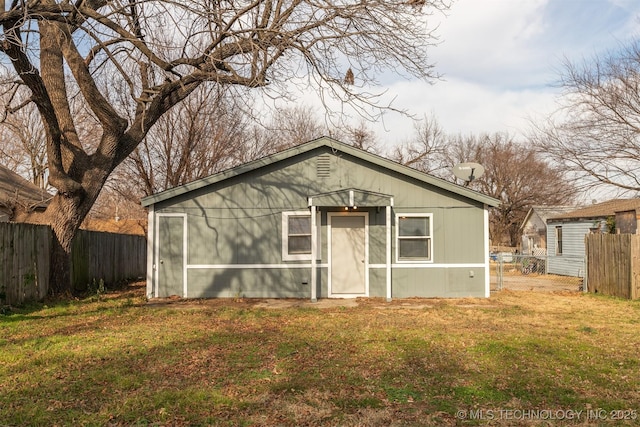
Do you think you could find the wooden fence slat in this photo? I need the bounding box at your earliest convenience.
[0,222,51,305]
[586,233,639,299]
[1,222,145,305]
[71,229,146,291]
[632,236,640,299]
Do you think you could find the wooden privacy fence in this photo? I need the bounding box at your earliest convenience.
[0,222,51,305]
[585,233,640,299]
[0,222,146,305]
[71,229,146,291]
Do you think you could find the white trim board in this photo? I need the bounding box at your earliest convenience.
[188,263,328,269]
[146,204,155,299]
[484,205,491,297]
[188,263,482,269]
[369,263,486,269]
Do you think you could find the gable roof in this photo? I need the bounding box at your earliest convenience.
[141,136,500,208]
[520,205,578,229]
[0,165,51,210]
[549,198,640,221]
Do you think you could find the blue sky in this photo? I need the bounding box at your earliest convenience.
[369,0,640,145]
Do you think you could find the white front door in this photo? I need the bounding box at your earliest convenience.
[329,213,368,297]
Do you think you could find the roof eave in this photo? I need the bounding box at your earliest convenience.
[141,136,501,208]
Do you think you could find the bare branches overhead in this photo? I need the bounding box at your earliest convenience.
[1,0,449,184]
[532,41,640,194]
[0,0,450,292]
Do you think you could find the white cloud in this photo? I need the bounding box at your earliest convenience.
[369,0,640,148]
[371,77,559,147]
[268,0,640,151]
[434,0,550,86]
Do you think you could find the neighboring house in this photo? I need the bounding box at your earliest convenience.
[546,198,640,277]
[520,205,577,255]
[0,165,51,221]
[141,137,500,301]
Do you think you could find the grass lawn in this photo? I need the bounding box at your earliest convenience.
[1,284,639,426]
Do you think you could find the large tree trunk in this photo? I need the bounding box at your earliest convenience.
[44,173,107,294]
[46,195,86,294]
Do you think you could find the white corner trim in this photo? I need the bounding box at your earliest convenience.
[146,204,155,298]
[311,205,317,302]
[484,205,490,297]
[386,205,392,302]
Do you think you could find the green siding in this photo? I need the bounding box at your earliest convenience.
[143,137,500,208]
[187,212,283,265]
[151,145,490,299]
[368,209,388,265]
[186,267,326,298]
[391,268,485,298]
[433,205,485,263]
[368,268,387,297]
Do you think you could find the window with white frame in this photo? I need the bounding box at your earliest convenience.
[396,214,432,262]
[555,226,563,255]
[282,211,321,261]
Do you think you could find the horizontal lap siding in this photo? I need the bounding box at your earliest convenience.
[547,220,591,276]
[187,213,282,265]
[368,268,386,297]
[434,205,485,263]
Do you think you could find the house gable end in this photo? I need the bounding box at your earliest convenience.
[142,137,500,209]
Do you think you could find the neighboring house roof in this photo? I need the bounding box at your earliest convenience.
[142,136,501,208]
[549,198,640,221]
[520,205,578,229]
[0,165,52,211]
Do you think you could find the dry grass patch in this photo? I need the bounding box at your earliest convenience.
[1,284,639,426]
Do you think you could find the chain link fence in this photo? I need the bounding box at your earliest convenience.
[490,253,584,292]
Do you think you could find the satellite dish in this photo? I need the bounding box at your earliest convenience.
[452,162,485,185]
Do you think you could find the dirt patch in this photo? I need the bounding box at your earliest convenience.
[145,295,507,311]
[141,277,583,311]
[491,274,583,293]
[255,298,359,309]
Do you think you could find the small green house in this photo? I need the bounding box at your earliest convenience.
[141,137,500,300]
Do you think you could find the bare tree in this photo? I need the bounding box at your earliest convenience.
[451,133,576,247]
[0,0,449,293]
[240,104,327,163]
[394,119,576,246]
[391,114,448,173]
[532,42,640,193]
[342,120,379,153]
[117,85,249,199]
[0,87,48,188]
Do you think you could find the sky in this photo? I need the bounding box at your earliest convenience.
[363,0,640,146]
